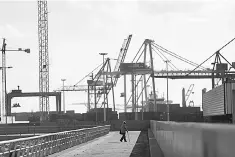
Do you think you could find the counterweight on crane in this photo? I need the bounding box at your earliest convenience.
[38,0,49,121]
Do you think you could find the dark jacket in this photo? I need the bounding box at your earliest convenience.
[120,123,128,134]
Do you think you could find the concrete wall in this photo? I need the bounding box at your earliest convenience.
[107,120,150,131]
[0,120,150,136]
[0,123,97,135]
[150,120,235,157]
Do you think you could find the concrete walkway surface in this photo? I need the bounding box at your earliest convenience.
[48,131,140,157]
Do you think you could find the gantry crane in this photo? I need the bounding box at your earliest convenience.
[182,84,194,107]
[55,35,132,117]
[113,34,132,86]
[105,37,235,115]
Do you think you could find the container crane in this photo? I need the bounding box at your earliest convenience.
[54,35,132,115]
[113,34,132,86]
[104,38,235,114]
[182,84,194,107]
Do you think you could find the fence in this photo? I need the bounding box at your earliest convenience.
[0,125,110,157]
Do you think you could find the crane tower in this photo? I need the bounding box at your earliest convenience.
[38,0,49,121]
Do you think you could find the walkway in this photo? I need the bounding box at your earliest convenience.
[48,131,140,157]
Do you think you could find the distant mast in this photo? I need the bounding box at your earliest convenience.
[182,88,186,107]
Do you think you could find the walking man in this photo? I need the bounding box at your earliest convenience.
[120,121,128,142]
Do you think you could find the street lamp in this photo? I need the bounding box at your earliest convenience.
[61,79,66,114]
[99,53,108,122]
[165,60,170,121]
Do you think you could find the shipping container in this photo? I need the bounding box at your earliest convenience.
[202,84,225,116]
[202,83,235,117]
[66,110,75,115]
[146,101,180,112]
[172,107,201,114]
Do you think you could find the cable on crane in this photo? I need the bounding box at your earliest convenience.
[152,43,207,70]
[217,37,235,53]
[218,52,235,69]
[152,43,205,69]
[185,37,235,76]
[135,48,145,63]
[153,46,179,70]
[185,52,217,76]
[152,48,176,70]
[126,75,151,107]
[136,76,151,104]
[74,63,103,86]
[152,46,179,70]
[132,42,144,63]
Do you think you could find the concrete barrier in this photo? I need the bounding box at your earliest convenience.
[148,129,164,157]
[107,120,150,131]
[150,120,235,157]
[0,120,149,135]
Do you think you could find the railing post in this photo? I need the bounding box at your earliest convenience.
[34,124,35,135]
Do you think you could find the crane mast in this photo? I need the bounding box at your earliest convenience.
[1,39,6,123]
[38,0,49,121]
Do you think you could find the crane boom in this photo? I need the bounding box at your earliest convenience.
[113,34,132,86]
[185,84,194,102]
[54,85,104,92]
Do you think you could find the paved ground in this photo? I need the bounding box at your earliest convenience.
[48,131,140,157]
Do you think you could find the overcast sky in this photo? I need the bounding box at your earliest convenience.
[0,0,235,113]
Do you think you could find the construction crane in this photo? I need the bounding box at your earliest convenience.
[38,0,49,121]
[185,84,194,102]
[0,39,30,124]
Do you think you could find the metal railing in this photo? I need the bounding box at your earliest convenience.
[0,125,110,157]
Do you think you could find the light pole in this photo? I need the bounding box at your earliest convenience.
[61,79,66,114]
[165,60,170,121]
[99,53,107,122]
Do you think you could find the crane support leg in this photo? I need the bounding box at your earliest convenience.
[87,85,90,112]
[124,75,127,112]
[132,74,135,112]
[146,40,157,112]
